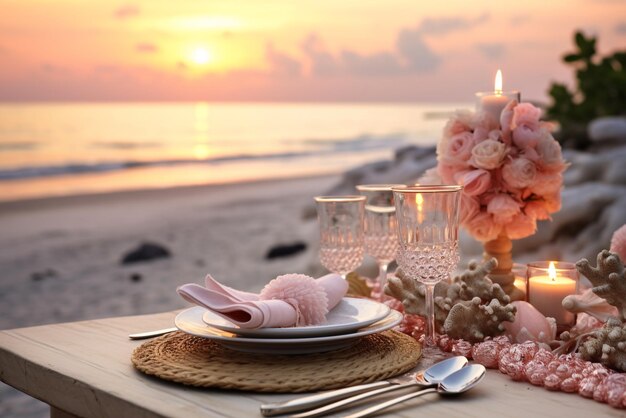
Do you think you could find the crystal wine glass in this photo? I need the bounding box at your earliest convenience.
[314,196,366,279]
[356,184,404,299]
[392,185,462,349]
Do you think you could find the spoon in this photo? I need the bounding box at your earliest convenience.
[344,364,486,418]
[260,356,468,417]
[128,327,177,340]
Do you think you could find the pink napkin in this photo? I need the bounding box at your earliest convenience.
[177,273,348,329]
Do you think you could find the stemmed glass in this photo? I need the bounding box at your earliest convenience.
[356,184,404,299]
[392,185,462,349]
[314,196,366,279]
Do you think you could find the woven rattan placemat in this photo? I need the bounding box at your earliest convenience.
[131,330,422,393]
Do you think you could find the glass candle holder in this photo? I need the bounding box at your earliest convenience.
[527,261,579,328]
[475,90,520,123]
[512,263,528,301]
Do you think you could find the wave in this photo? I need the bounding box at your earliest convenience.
[0,132,413,181]
[92,141,163,150]
[301,132,409,151]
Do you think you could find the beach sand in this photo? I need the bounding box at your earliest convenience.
[0,174,339,417]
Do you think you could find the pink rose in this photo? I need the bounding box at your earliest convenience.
[466,211,502,242]
[536,132,566,171]
[472,126,490,143]
[438,112,474,165]
[544,193,561,213]
[524,200,551,220]
[512,102,542,129]
[512,125,541,149]
[460,194,480,226]
[460,169,491,196]
[443,111,473,137]
[442,132,474,166]
[502,157,537,189]
[529,172,562,196]
[520,147,540,163]
[511,103,542,150]
[487,193,521,224]
[499,100,517,144]
[470,139,507,170]
[474,111,499,134]
[505,213,537,239]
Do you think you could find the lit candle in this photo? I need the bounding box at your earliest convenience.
[475,69,520,123]
[527,261,578,326]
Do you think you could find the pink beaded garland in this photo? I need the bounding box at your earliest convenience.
[388,303,626,410]
[371,277,626,410]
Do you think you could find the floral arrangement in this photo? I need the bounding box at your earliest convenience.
[432,101,567,242]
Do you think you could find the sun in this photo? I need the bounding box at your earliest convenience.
[190,47,212,65]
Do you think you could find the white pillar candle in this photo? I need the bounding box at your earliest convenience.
[475,69,520,124]
[527,261,578,325]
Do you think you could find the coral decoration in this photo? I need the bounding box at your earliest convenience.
[578,318,626,372]
[439,258,510,306]
[611,224,626,265]
[259,274,328,326]
[444,297,516,343]
[433,101,567,242]
[575,250,626,320]
[385,270,449,329]
[384,258,516,342]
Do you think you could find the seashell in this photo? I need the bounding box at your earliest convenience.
[610,224,626,262]
[562,289,619,322]
[503,301,556,343]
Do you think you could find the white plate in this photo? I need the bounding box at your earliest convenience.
[202,297,391,338]
[176,307,402,354]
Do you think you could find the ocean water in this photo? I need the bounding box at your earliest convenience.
[0,102,469,201]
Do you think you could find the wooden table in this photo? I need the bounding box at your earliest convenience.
[0,311,623,418]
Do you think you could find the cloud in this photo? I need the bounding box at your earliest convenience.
[114,4,140,19]
[265,43,301,76]
[396,29,441,72]
[417,13,490,35]
[340,50,402,76]
[136,43,158,53]
[301,34,339,76]
[298,29,440,77]
[615,22,626,34]
[475,43,505,59]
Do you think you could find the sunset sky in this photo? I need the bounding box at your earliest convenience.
[0,0,625,102]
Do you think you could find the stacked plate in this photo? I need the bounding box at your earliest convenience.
[175,298,402,354]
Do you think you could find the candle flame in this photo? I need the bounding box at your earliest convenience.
[495,69,503,95]
[416,193,424,223]
[548,261,557,281]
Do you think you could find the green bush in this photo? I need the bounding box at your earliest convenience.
[547,31,626,148]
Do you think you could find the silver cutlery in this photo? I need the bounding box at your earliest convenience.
[260,356,468,417]
[128,327,177,340]
[343,364,486,418]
